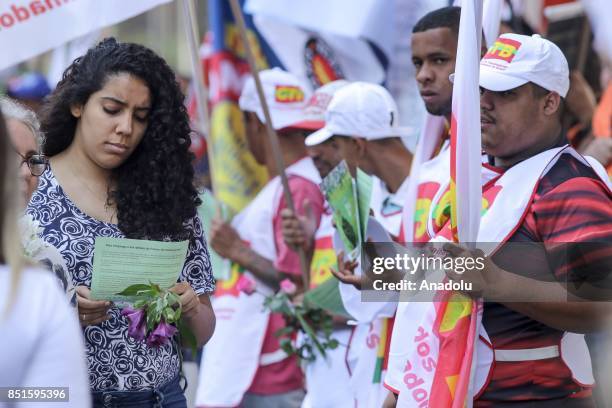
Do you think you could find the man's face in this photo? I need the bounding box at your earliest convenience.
[480,84,548,161]
[411,27,457,117]
[307,137,342,178]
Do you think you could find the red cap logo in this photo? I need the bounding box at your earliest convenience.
[484,38,522,63]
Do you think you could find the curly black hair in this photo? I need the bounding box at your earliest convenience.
[40,38,200,241]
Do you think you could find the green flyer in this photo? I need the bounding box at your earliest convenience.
[90,237,188,301]
[320,161,362,260]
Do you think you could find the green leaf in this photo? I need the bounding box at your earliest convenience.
[155,297,164,314]
[298,343,316,362]
[146,303,162,331]
[116,284,153,296]
[274,326,295,338]
[279,337,295,356]
[150,282,162,296]
[161,294,169,309]
[296,312,326,358]
[327,338,339,350]
[266,296,288,313]
[146,309,157,331]
[167,291,181,307]
[133,299,148,309]
[162,307,175,323]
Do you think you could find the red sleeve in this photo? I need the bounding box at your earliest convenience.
[273,175,325,277]
[530,177,612,243]
[528,177,612,283]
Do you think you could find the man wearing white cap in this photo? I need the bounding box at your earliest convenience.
[437,33,612,406]
[305,81,413,407]
[200,68,325,408]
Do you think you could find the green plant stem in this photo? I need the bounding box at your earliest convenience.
[295,312,326,357]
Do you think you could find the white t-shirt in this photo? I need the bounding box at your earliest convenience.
[0,266,90,408]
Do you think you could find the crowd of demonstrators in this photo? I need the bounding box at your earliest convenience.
[2,3,611,408]
[269,5,611,408]
[0,107,90,406]
[383,14,611,408]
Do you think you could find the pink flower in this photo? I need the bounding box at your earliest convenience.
[236,274,256,295]
[280,279,297,295]
[121,307,146,342]
[146,320,178,347]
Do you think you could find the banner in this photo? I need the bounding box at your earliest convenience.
[192,0,277,214]
[0,0,172,71]
[244,0,392,90]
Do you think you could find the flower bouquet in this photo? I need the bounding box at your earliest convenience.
[236,275,338,362]
[117,283,196,352]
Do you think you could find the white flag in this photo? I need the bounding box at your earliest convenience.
[244,0,393,88]
[450,0,483,244]
[0,0,172,71]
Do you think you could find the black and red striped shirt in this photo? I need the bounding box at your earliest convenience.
[478,153,612,407]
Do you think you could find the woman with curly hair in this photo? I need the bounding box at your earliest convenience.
[26,38,216,407]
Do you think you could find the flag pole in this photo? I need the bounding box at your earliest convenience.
[180,0,216,191]
[228,0,310,289]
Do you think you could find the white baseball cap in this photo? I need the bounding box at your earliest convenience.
[479,33,570,97]
[239,68,312,130]
[305,82,410,146]
[294,79,350,131]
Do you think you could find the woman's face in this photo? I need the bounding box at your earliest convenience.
[7,118,39,203]
[71,73,151,170]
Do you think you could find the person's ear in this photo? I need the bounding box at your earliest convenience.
[542,92,561,117]
[70,104,83,119]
